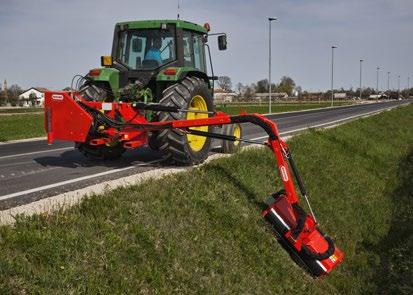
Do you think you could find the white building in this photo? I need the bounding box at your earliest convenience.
[214,89,237,104]
[18,87,49,107]
[333,92,347,99]
[254,92,289,101]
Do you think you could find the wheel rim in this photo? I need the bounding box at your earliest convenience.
[233,124,241,146]
[186,95,208,152]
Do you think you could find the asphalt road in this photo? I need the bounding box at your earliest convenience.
[0,100,410,210]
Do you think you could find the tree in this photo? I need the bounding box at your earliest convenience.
[217,76,232,91]
[0,90,6,106]
[243,85,255,101]
[7,84,23,106]
[255,79,269,93]
[277,76,296,96]
[234,82,244,101]
[29,92,38,106]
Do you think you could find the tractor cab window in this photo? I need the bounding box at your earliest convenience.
[193,34,205,72]
[182,30,206,71]
[116,27,176,70]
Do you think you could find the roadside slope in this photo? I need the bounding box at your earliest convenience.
[0,104,412,294]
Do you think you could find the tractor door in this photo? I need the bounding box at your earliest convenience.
[182,30,207,73]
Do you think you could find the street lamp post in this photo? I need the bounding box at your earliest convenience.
[376,67,380,101]
[268,17,277,114]
[408,77,410,98]
[331,46,337,107]
[387,72,390,96]
[359,59,363,99]
[398,75,401,99]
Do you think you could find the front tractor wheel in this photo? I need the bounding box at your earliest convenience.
[156,77,213,165]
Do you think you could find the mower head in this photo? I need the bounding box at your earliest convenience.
[262,192,344,277]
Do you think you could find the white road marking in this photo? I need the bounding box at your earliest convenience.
[0,136,47,145]
[0,147,73,160]
[0,159,161,201]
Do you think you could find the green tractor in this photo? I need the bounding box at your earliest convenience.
[77,19,234,164]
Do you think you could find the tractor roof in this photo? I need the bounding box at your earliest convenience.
[116,19,207,34]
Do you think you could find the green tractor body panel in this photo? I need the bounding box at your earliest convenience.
[156,67,207,82]
[88,67,120,97]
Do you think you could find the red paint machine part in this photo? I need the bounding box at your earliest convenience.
[44,90,344,276]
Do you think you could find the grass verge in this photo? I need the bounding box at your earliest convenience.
[215,101,352,115]
[0,104,412,294]
[0,114,45,141]
[0,108,42,114]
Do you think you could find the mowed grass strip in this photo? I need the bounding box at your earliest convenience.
[0,114,45,141]
[0,104,412,294]
[0,108,43,114]
[216,101,352,115]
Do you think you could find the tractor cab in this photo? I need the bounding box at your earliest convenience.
[83,20,226,103]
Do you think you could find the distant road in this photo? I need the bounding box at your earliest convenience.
[0,100,410,211]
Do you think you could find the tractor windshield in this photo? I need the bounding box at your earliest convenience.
[116,27,176,70]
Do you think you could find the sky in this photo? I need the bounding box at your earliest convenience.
[0,0,412,92]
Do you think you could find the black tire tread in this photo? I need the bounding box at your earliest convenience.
[155,77,213,165]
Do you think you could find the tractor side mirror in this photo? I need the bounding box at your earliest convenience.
[132,38,142,52]
[218,35,227,51]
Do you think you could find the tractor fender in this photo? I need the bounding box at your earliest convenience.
[179,70,211,88]
[157,68,211,89]
[86,67,120,97]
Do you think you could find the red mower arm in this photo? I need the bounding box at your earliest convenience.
[44,91,343,276]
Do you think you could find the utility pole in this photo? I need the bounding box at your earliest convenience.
[387,72,390,95]
[376,67,380,101]
[3,79,8,102]
[408,77,410,98]
[331,46,337,107]
[398,75,401,99]
[359,59,363,99]
[268,17,277,114]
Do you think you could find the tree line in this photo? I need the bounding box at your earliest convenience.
[217,76,412,101]
[0,84,24,106]
[218,76,297,100]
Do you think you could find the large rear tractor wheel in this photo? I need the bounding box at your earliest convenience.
[75,142,126,160]
[155,77,213,165]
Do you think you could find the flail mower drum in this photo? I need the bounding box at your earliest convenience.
[44,91,343,277]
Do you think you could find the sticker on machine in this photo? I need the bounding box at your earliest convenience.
[280,166,289,181]
[52,94,64,101]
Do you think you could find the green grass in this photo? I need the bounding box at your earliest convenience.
[0,108,42,114]
[0,114,45,141]
[215,102,352,115]
[0,105,412,294]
